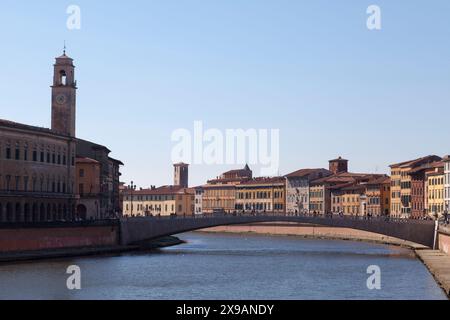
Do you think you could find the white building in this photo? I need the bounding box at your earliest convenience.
[285,169,332,214]
[444,156,450,213]
[194,186,204,215]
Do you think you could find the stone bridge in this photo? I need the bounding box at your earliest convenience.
[120,214,437,248]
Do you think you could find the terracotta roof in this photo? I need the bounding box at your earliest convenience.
[390,155,442,168]
[365,176,391,185]
[329,157,348,162]
[125,185,190,196]
[408,161,443,175]
[109,157,124,166]
[206,177,250,184]
[238,177,285,186]
[0,119,70,138]
[76,157,100,164]
[426,164,445,177]
[174,162,189,167]
[285,168,331,179]
[329,181,357,191]
[76,138,111,153]
[341,183,366,192]
[310,172,385,186]
[222,165,252,176]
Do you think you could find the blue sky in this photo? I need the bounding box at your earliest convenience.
[0,0,449,187]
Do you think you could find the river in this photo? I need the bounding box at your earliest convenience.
[0,232,446,300]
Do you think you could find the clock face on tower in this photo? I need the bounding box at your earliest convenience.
[56,94,67,105]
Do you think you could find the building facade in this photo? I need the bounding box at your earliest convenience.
[202,165,252,214]
[365,176,391,217]
[340,184,366,216]
[76,139,123,218]
[0,51,122,223]
[194,186,204,215]
[285,168,331,214]
[0,52,80,223]
[426,165,445,218]
[390,156,442,218]
[122,186,195,217]
[235,177,285,213]
[75,157,101,220]
[330,182,354,214]
[444,156,450,213]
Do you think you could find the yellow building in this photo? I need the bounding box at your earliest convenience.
[427,166,445,218]
[203,165,252,214]
[235,177,285,213]
[309,184,326,214]
[341,184,366,216]
[122,186,194,217]
[203,184,237,214]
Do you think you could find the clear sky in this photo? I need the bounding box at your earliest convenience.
[0,0,449,187]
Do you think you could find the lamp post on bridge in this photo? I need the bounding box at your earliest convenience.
[128,181,137,217]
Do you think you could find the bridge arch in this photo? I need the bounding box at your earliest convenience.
[120,215,436,248]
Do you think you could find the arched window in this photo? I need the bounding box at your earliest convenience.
[60,70,67,85]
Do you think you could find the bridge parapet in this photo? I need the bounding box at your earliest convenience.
[120,214,436,248]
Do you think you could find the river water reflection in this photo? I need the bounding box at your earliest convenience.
[0,232,446,300]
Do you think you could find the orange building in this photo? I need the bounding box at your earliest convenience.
[365,176,391,217]
[75,157,101,220]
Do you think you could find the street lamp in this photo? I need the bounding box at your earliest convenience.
[128,181,137,217]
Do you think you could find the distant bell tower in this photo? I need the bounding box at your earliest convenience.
[174,163,189,188]
[51,49,77,137]
[329,157,349,175]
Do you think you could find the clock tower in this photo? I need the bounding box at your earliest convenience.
[51,50,77,137]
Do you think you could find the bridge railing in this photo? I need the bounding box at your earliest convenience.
[121,212,434,225]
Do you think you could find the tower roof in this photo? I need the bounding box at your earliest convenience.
[329,156,348,162]
[55,50,74,65]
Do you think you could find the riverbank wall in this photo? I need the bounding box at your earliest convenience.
[438,229,450,255]
[0,221,119,253]
[0,221,184,263]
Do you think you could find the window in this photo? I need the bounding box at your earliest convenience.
[33,151,37,162]
[60,70,67,85]
[79,169,85,178]
[24,176,29,191]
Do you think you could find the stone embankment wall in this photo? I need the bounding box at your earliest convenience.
[0,222,119,253]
